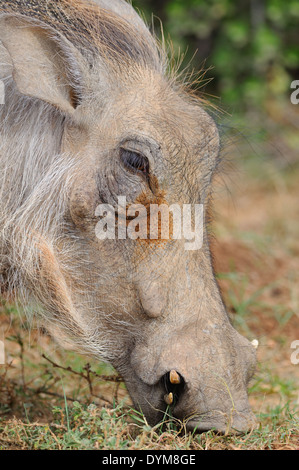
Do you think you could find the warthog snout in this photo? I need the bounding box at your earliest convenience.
[162,370,257,434]
[127,318,258,433]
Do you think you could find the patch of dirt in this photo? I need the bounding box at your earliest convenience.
[211,165,299,412]
[212,238,299,335]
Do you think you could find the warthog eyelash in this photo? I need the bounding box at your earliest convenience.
[120,148,150,180]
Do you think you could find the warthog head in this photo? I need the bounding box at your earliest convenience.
[0,0,257,432]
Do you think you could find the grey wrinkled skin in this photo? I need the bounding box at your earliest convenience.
[0,0,257,433]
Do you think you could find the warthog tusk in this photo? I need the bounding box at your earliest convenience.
[169,370,181,385]
[251,339,259,349]
[164,393,174,406]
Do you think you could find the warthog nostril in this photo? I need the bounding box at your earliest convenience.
[161,370,185,407]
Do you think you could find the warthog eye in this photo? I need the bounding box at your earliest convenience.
[120,148,149,178]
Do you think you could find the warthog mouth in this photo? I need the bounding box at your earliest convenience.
[183,408,258,435]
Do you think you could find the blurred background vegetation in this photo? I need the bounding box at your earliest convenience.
[133,0,299,167]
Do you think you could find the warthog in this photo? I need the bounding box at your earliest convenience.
[0,0,258,433]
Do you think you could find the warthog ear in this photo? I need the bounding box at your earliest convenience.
[0,16,80,115]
